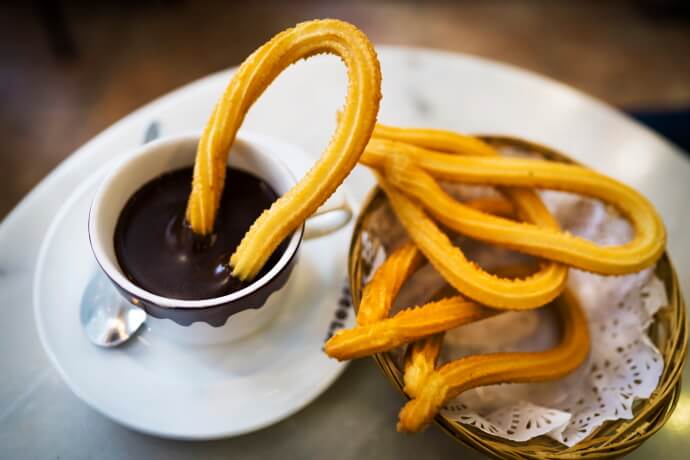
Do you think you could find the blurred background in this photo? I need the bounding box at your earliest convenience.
[1,0,689,220]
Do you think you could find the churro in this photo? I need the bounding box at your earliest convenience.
[186,19,382,280]
[357,242,423,326]
[378,172,568,309]
[397,290,590,432]
[403,334,445,397]
[362,137,665,274]
[325,295,497,360]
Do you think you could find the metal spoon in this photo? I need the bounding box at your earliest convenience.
[80,271,146,347]
[80,122,159,347]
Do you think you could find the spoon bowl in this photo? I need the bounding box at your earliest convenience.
[80,271,146,347]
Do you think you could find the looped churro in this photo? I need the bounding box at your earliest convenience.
[186,19,382,280]
[402,261,540,399]
[397,289,590,432]
[373,124,573,309]
[378,171,568,310]
[362,136,666,274]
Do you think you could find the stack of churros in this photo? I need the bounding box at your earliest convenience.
[183,19,666,436]
[325,124,666,432]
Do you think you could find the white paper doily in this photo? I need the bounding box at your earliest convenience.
[360,190,668,447]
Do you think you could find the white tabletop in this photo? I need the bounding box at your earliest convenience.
[1,46,688,459]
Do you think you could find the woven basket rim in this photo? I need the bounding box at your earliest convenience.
[347,135,688,460]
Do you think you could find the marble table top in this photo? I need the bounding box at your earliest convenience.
[1,46,688,459]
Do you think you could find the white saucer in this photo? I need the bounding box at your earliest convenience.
[33,135,355,440]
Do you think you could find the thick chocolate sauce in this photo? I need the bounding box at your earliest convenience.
[114,167,287,300]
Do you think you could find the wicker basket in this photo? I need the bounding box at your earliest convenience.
[348,136,688,459]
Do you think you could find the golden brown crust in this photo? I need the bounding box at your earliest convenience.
[400,263,535,400]
[186,19,382,280]
[463,196,515,219]
[378,173,568,310]
[325,295,497,360]
[403,333,445,398]
[357,242,423,326]
[397,290,590,432]
[362,135,666,274]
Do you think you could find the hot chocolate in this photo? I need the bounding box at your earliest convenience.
[114,166,288,300]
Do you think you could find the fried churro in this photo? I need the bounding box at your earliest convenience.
[362,137,665,274]
[325,295,497,360]
[357,242,423,326]
[403,333,445,397]
[186,19,382,280]
[397,290,590,432]
[378,172,568,310]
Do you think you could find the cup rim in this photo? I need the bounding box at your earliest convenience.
[88,132,304,310]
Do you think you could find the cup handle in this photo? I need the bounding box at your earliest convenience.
[303,191,353,240]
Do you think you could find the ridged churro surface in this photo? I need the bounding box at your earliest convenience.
[186,19,382,280]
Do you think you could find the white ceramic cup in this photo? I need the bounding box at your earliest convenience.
[89,133,351,345]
